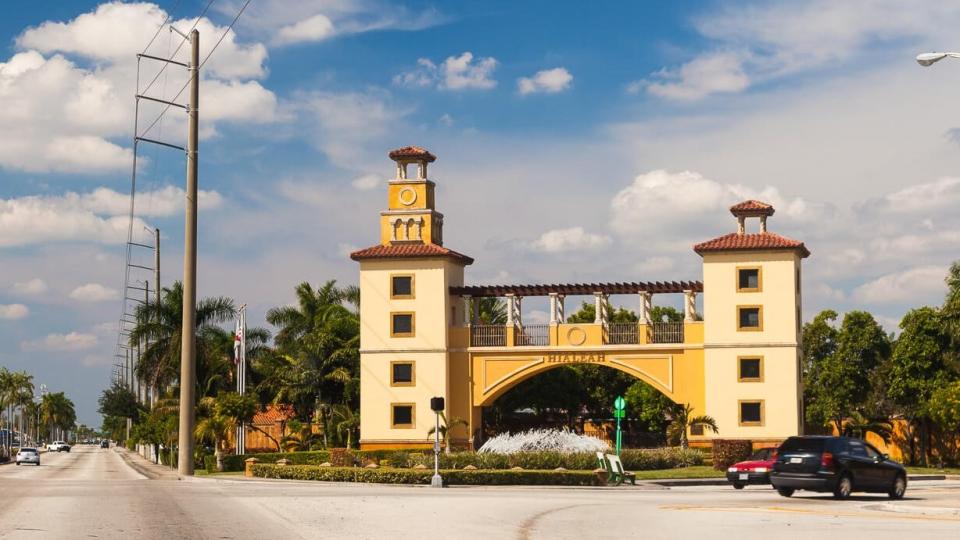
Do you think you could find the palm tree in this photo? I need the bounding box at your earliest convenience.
[259,280,360,442]
[194,398,232,472]
[330,404,359,448]
[129,281,236,396]
[666,403,718,449]
[280,419,323,452]
[41,392,76,442]
[842,411,894,444]
[426,412,468,454]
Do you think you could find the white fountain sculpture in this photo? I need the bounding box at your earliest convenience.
[477,428,609,454]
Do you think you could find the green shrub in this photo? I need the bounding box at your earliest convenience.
[712,439,753,471]
[401,448,702,471]
[252,464,602,486]
[330,448,355,467]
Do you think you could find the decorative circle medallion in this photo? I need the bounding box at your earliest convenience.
[566,327,587,346]
[398,187,418,206]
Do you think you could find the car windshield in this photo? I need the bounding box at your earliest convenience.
[750,448,772,460]
[19,448,37,453]
[779,437,826,453]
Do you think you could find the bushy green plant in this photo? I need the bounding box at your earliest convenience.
[252,464,601,486]
[401,448,702,471]
[712,440,753,471]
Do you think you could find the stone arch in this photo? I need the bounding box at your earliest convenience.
[473,353,687,408]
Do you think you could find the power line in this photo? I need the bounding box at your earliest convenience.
[139,0,217,98]
[138,0,252,140]
[141,0,183,54]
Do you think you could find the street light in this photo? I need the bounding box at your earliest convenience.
[429,396,445,488]
[916,52,960,66]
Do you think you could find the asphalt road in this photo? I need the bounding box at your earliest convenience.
[1,446,958,539]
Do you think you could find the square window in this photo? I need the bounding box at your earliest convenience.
[737,267,761,291]
[391,312,415,337]
[739,401,763,426]
[391,362,415,386]
[690,424,704,436]
[737,306,762,331]
[738,357,763,382]
[392,404,414,428]
[391,275,414,299]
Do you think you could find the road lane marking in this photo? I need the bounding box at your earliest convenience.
[659,503,960,522]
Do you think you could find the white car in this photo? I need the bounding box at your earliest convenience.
[16,447,40,466]
[47,441,70,452]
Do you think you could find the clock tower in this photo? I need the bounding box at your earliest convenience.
[379,146,444,246]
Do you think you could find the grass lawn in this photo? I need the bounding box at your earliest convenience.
[632,466,724,480]
[906,466,960,475]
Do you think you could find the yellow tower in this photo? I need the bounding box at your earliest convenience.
[352,147,473,450]
[695,200,809,444]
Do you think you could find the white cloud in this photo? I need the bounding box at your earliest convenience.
[859,177,960,215]
[351,174,382,190]
[11,278,47,295]
[394,52,497,91]
[21,331,97,352]
[518,67,573,95]
[0,3,276,173]
[644,52,749,101]
[634,256,675,275]
[0,304,29,320]
[222,0,445,46]
[641,1,960,100]
[852,266,949,304]
[276,14,336,45]
[529,227,612,253]
[298,90,410,168]
[69,283,120,302]
[0,186,221,247]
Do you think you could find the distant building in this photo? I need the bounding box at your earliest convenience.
[352,147,808,450]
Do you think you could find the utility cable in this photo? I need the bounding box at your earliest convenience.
[139,0,216,98]
[141,0,183,54]
[137,0,252,140]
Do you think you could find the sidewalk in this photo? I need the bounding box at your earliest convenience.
[114,446,180,480]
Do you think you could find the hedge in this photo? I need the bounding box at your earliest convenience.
[712,440,753,471]
[252,464,602,486]
[208,447,705,473]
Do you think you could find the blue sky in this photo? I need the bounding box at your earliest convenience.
[3,0,960,425]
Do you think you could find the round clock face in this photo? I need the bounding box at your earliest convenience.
[398,187,418,206]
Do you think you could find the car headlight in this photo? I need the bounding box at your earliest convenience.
[754,467,768,473]
[728,467,738,472]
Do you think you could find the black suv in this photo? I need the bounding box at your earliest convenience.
[770,436,907,499]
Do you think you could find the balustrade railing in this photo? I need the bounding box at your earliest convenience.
[516,324,550,346]
[606,322,639,345]
[471,324,507,347]
[651,322,684,344]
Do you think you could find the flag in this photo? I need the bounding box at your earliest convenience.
[233,319,242,365]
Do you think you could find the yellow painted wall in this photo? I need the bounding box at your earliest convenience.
[378,212,439,245]
[387,180,435,210]
[358,258,465,446]
[702,252,801,345]
[701,250,802,441]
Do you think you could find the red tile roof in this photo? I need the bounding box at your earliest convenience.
[730,200,775,216]
[388,146,436,162]
[694,232,810,258]
[252,405,296,425]
[350,242,474,265]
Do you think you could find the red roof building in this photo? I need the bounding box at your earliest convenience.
[350,242,474,265]
[694,200,809,258]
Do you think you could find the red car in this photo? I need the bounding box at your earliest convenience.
[726,447,777,489]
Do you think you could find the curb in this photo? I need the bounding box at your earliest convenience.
[114,448,178,480]
[646,474,949,487]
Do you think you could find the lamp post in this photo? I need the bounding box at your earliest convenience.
[916,52,960,66]
[430,397,445,488]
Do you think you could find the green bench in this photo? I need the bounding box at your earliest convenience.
[596,452,636,486]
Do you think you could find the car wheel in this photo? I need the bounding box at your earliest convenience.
[777,487,795,497]
[833,474,852,500]
[888,474,906,500]
[733,483,745,490]
[15,462,20,466]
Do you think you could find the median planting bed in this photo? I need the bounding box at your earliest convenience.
[252,464,603,486]
[210,447,704,474]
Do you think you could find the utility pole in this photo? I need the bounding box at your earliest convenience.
[177,28,200,476]
[153,227,160,408]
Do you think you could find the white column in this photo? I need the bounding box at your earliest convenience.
[737,216,746,235]
[594,292,607,324]
[515,296,523,326]
[684,290,696,322]
[549,293,559,325]
[760,215,768,233]
[462,295,472,326]
[558,295,565,323]
[506,294,515,326]
[638,291,652,324]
